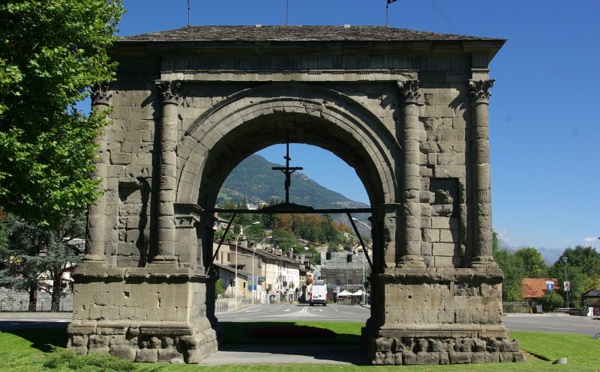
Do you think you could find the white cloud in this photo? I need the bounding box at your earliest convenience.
[582,237,600,243]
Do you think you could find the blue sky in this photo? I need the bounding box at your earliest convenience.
[117,0,600,251]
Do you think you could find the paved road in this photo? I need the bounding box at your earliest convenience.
[217,303,370,323]
[0,312,71,331]
[503,313,600,336]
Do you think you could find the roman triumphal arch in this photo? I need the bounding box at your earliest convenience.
[67,26,524,365]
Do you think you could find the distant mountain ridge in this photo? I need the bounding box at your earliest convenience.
[219,154,368,211]
[499,239,564,266]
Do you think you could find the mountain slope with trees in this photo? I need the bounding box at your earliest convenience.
[219,154,368,210]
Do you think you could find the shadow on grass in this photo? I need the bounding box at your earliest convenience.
[218,321,369,365]
[220,321,361,344]
[3,327,68,353]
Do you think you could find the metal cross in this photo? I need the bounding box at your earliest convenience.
[272,136,303,204]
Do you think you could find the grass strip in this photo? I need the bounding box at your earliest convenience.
[1,323,600,371]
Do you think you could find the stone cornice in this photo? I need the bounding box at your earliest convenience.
[160,69,418,83]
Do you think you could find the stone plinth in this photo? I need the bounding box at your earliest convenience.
[362,268,525,365]
[67,263,218,363]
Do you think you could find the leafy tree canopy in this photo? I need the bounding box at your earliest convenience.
[493,231,526,302]
[514,247,547,278]
[0,1,124,227]
[548,245,600,308]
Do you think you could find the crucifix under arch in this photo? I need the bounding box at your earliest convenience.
[271,135,303,205]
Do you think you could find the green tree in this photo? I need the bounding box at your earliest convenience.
[556,246,600,278]
[0,215,83,311]
[514,247,547,278]
[214,278,226,297]
[548,245,600,308]
[493,231,526,302]
[0,1,124,227]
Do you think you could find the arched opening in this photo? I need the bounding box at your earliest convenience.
[173,83,399,356]
[206,145,374,359]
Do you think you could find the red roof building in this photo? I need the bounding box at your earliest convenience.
[522,278,559,300]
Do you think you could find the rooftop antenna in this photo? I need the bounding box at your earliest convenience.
[285,0,289,26]
[187,0,191,27]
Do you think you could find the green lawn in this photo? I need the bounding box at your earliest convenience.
[1,323,599,371]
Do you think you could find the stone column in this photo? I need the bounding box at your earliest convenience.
[154,80,181,262]
[84,84,111,263]
[397,80,426,268]
[469,80,496,266]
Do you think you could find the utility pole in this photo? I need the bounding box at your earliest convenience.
[563,257,569,308]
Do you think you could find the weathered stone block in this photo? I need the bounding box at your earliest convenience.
[375,337,393,352]
[110,347,136,361]
[433,242,457,256]
[485,351,501,363]
[449,351,472,364]
[111,152,131,165]
[69,335,89,348]
[136,348,158,363]
[158,348,184,362]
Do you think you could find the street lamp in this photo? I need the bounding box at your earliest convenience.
[252,236,271,305]
[563,256,569,308]
[235,221,259,309]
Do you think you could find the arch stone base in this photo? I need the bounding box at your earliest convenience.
[363,268,524,365]
[67,263,218,363]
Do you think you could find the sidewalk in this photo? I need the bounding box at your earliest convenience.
[0,311,73,320]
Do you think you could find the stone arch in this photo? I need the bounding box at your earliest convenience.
[69,26,524,366]
[176,82,400,210]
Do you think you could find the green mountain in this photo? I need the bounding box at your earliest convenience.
[218,154,369,211]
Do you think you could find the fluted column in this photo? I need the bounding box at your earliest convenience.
[396,80,426,268]
[154,80,181,262]
[469,80,496,267]
[84,84,111,263]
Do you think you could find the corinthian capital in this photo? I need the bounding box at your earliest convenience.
[397,80,421,104]
[155,80,182,104]
[91,83,112,106]
[469,79,495,104]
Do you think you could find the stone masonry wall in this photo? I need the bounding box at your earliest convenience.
[68,266,217,363]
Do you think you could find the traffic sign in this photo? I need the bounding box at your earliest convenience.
[546,281,554,291]
[564,281,570,292]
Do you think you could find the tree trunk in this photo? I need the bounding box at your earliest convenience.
[28,286,37,312]
[51,277,61,312]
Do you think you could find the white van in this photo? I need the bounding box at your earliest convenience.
[309,280,328,306]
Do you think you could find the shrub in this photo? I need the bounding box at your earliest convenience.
[539,291,564,312]
[43,348,137,371]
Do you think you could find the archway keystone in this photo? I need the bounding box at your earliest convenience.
[69,26,523,365]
